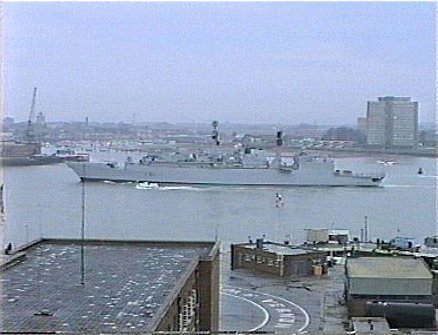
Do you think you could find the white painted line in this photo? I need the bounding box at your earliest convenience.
[225,285,311,333]
[221,292,270,331]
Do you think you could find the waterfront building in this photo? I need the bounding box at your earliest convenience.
[425,236,438,248]
[231,240,327,277]
[0,239,220,333]
[366,96,418,148]
[305,228,350,245]
[345,257,434,328]
[356,117,368,137]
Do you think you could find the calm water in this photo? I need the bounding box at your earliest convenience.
[3,155,437,249]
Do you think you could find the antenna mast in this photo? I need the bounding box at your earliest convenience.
[275,130,284,167]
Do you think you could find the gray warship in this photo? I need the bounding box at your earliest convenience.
[66,123,385,187]
[66,155,385,187]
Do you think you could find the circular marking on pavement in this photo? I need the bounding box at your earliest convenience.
[221,286,310,333]
[221,292,270,331]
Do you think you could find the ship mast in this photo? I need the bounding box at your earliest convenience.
[275,130,284,168]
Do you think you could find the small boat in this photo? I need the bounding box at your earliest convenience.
[418,168,424,175]
[377,160,398,166]
[136,182,160,189]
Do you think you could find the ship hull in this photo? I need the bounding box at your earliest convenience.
[1,156,62,167]
[66,162,384,187]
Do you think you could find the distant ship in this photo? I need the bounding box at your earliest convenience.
[66,123,385,187]
[1,141,61,166]
[377,160,398,166]
[66,153,385,187]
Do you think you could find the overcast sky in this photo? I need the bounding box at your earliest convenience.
[3,2,436,125]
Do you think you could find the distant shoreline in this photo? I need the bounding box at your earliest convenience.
[295,147,437,158]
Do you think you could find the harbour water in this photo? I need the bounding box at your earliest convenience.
[3,155,436,249]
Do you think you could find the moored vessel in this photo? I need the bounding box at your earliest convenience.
[1,141,61,166]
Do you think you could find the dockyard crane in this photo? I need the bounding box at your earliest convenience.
[26,87,37,142]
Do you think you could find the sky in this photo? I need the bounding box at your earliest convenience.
[3,2,436,125]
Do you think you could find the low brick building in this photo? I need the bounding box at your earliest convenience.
[0,238,220,333]
[231,240,327,278]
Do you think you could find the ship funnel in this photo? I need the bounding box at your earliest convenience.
[212,120,220,146]
[276,131,284,147]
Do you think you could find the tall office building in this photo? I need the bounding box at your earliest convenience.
[366,96,418,148]
[356,117,368,136]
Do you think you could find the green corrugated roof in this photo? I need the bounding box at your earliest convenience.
[347,257,432,279]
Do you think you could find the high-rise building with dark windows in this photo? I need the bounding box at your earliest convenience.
[366,96,418,148]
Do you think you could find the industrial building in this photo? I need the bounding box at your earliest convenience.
[366,96,418,148]
[231,240,327,278]
[0,238,220,333]
[424,236,438,248]
[345,257,434,329]
[357,117,368,137]
[305,228,350,244]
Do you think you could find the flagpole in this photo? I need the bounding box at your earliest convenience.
[80,164,86,285]
[275,192,284,243]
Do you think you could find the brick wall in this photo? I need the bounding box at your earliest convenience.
[232,244,326,278]
[154,242,220,332]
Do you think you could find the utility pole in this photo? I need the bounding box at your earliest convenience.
[214,223,219,242]
[80,164,86,285]
[364,216,368,243]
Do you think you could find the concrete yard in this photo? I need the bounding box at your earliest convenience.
[220,249,347,334]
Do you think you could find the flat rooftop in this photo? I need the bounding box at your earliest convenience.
[240,242,318,256]
[1,239,213,333]
[347,257,432,279]
[352,317,391,335]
